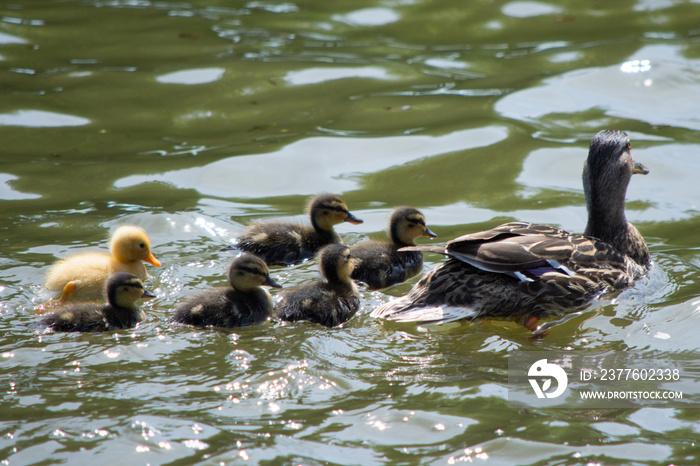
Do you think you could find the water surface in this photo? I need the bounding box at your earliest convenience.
[1,1,700,464]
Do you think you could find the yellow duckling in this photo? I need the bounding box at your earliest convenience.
[230,194,363,266]
[350,206,436,290]
[275,244,360,327]
[39,273,156,332]
[171,253,282,328]
[41,225,161,307]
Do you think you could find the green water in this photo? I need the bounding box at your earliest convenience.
[2,1,700,464]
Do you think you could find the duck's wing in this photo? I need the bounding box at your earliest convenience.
[447,233,578,280]
[402,222,581,281]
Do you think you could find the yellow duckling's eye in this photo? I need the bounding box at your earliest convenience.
[139,243,146,249]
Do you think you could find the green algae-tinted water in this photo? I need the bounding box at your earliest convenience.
[1,1,700,464]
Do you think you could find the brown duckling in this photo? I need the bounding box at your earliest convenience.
[372,130,651,331]
[230,194,363,266]
[39,273,155,332]
[350,206,436,290]
[275,244,360,327]
[171,253,282,328]
[42,225,161,307]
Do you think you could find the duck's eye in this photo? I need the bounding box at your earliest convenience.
[139,243,146,249]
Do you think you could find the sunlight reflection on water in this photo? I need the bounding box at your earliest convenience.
[115,126,508,198]
[496,44,700,131]
[0,110,90,127]
[156,67,226,85]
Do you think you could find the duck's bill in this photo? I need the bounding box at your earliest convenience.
[423,227,438,238]
[145,252,162,267]
[264,276,283,288]
[142,289,157,299]
[344,212,364,225]
[634,162,649,175]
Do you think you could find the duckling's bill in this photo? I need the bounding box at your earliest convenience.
[344,212,364,225]
[423,227,437,238]
[142,289,157,299]
[145,252,162,267]
[264,276,283,288]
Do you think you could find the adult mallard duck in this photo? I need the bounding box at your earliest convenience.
[171,253,281,328]
[41,225,161,308]
[275,244,360,327]
[230,194,363,266]
[39,273,155,332]
[350,206,437,290]
[371,130,651,330]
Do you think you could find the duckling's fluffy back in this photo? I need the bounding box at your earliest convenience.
[45,252,148,301]
[274,281,360,328]
[171,288,274,328]
[235,221,339,266]
[39,300,146,332]
[350,242,423,290]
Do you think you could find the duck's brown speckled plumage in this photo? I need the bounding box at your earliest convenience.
[39,273,155,332]
[232,194,363,266]
[171,253,281,328]
[275,244,360,327]
[351,207,436,290]
[372,130,651,328]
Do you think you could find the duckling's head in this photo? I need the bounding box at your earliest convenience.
[389,206,437,246]
[106,272,156,308]
[308,194,363,232]
[318,244,355,284]
[228,253,282,292]
[583,130,648,221]
[110,225,161,267]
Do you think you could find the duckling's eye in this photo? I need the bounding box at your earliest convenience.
[139,242,146,249]
[325,206,348,215]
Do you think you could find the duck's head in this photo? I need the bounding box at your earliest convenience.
[318,243,355,284]
[389,206,437,246]
[308,194,363,232]
[106,272,156,308]
[110,225,161,267]
[583,130,648,222]
[228,253,282,292]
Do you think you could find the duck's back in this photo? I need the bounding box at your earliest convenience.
[236,222,340,265]
[351,241,423,290]
[172,288,272,328]
[275,282,360,327]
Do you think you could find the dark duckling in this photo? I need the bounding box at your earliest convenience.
[171,253,281,328]
[275,244,360,327]
[39,272,155,332]
[350,206,436,290]
[372,130,651,331]
[229,194,363,266]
